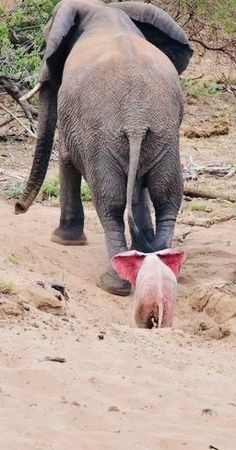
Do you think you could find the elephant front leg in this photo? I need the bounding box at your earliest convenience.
[51,154,87,245]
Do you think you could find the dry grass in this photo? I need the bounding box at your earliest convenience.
[0,279,17,295]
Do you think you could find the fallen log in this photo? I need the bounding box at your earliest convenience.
[183,187,236,203]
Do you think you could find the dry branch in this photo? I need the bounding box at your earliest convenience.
[178,214,236,228]
[0,116,15,128]
[0,75,37,122]
[174,230,192,243]
[0,169,25,182]
[182,158,235,181]
[223,168,236,179]
[0,103,37,139]
[180,4,236,65]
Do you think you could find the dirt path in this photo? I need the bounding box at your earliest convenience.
[0,199,236,450]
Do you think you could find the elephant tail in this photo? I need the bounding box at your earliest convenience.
[127,132,154,253]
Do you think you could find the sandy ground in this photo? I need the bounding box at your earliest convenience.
[0,197,236,450]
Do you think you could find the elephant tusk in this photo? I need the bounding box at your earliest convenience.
[19,82,42,102]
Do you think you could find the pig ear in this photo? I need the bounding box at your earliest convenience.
[111,250,146,285]
[156,249,187,279]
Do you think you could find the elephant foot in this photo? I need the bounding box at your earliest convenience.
[97,269,131,296]
[51,226,87,246]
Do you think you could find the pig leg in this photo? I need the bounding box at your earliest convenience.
[134,299,155,329]
[135,296,173,329]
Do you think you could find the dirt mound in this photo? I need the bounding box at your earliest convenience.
[188,280,236,339]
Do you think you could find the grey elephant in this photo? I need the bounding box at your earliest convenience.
[15,0,193,296]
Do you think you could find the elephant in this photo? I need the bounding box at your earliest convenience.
[15,0,193,296]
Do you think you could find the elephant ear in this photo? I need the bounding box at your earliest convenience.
[110,1,193,74]
[38,0,89,85]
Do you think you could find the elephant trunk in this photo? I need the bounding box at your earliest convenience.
[127,132,154,253]
[15,83,57,214]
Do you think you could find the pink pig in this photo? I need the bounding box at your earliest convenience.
[112,249,186,328]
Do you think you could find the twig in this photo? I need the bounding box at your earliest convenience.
[0,116,15,127]
[182,156,198,181]
[178,215,236,228]
[183,187,235,203]
[190,38,226,52]
[43,356,66,363]
[174,230,191,243]
[188,74,204,81]
[0,103,36,139]
[219,73,236,98]
[190,38,236,63]
[223,168,236,179]
[0,169,25,182]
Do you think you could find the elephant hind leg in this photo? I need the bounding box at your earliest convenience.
[147,153,183,251]
[51,151,87,246]
[131,188,154,251]
[88,166,131,296]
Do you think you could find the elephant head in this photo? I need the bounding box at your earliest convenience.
[110,1,193,75]
[15,0,192,214]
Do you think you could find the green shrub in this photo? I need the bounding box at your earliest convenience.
[40,178,60,200]
[5,177,92,202]
[5,184,24,199]
[0,0,58,84]
[181,79,220,98]
[81,179,91,202]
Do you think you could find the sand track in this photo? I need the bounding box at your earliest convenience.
[0,199,236,450]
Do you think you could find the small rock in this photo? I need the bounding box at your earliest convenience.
[71,401,80,407]
[108,405,120,412]
[98,331,106,340]
[202,408,216,417]
[62,317,69,322]
[208,325,230,340]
